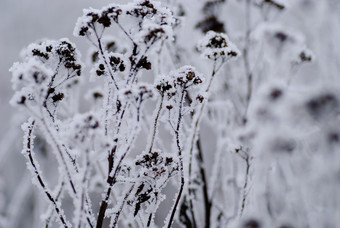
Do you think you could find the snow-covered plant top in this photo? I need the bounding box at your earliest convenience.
[197,31,240,61]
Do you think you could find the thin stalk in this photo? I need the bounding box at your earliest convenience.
[92,25,119,90]
[45,181,65,228]
[97,102,140,228]
[40,110,94,228]
[149,94,164,153]
[167,88,186,228]
[25,120,69,228]
[77,149,91,228]
[240,155,250,217]
[243,0,253,123]
[187,61,219,228]
[111,95,164,227]
[111,182,135,228]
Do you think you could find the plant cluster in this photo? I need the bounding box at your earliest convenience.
[4,0,340,228]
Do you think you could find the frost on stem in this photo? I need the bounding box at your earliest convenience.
[22,119,70,228]
[163,66,205,228]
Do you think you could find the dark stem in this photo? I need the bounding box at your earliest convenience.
[243,0,253,124]
[25,120,69,228]
[149,94,164,153]
[167,88,186,228]
[97,101,139,228]
[240,155,250,216]
[45,181,65,228]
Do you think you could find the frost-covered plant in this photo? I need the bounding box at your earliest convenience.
[6,0,340,228]
[9,1,231,227]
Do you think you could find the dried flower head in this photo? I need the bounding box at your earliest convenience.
[135,151,178,181]
[169,65,204,88]
[74,5,122,37]
[197,31,240,60]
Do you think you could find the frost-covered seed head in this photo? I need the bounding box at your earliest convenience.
[126,0,158,18]
[196,95,204,103]
[109,54,126,72]
[74,6,122,36]
[155,79,173,94]
[198,31,240,60]
[168,66,204,90]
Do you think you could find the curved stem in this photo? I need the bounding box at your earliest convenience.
[25,120,69,228]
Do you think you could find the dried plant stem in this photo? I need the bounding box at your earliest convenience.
[45,181,65,228]
[40,113,94,228]
[25,120,69,228]
[167,88,186,228]
[97,102,128,228]
[240,155,250,217]
[243,0,253,123]
[187,60,220,228]
[149,94,164,153]
[97,102,141,228]
[111,183,135,228]
[92,25,119,90]
[111,95,164,227]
